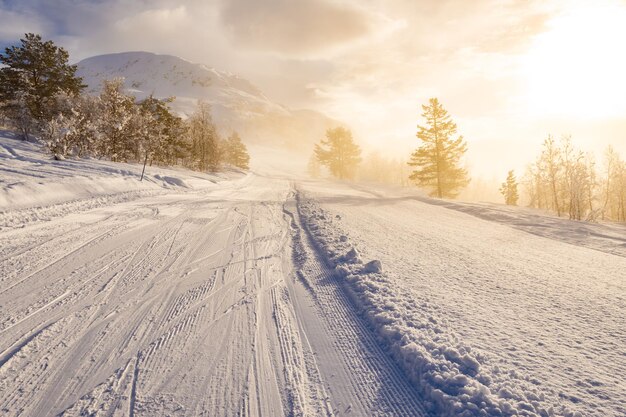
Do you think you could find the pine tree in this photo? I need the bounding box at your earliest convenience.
[223,132,250,170]
[0,33,85,134]
[500,170,519,206]
[408,98,469,198]
[314,127,361,180]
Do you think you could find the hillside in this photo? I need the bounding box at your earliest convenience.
[77,51,339,150]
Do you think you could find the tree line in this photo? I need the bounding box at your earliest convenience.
[312,98,625,223]
[311,98,470,198]
[0,33,249,171]
[512,136,625,221]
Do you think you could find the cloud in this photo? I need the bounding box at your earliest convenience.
[219,0,395,58]
[0,8,47,42]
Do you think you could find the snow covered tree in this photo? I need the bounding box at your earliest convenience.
[63,94,102,157]
[0,33,84,133]
[500,170,519,206]
[188,101,221,172]
[139,96,188,166]
[2,92,36,140]
[524,135,601,220]
[40,113,68,158]
[97,78,140,162]
[602,146,626,221]
[223,132,250,170]
[538,135,562,216]
[409,98,469,198]
[314,127,361,180]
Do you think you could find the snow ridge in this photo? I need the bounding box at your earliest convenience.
[296,192,561,417]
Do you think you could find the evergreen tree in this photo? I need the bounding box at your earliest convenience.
[97,78,139,162]
[0,33,85,134]
[223,132,250,170]
[139,95,188,166]
[314,127,361,180]
[500,170,519,205]
[408,98,469,198]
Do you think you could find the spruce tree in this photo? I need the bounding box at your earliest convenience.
[408,98,469,198]
[314,127,361,180]
[0,33,85,134]
[500,170,519,205]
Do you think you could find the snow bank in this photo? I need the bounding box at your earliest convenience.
[296,192,561,417]
[0,132,238,228]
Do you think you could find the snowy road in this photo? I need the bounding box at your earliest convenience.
[0,172,426,417]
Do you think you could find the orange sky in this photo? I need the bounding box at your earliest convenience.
[2,0,625,178]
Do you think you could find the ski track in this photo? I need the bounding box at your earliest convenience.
[0,173,432,417]
[284,197,428,417]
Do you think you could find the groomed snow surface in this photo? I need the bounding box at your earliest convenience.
[1,132,625,416]
[297,180,625,417]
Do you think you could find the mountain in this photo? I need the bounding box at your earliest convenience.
[76,51,339,149]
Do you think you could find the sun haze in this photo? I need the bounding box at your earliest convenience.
[0,0,625,179]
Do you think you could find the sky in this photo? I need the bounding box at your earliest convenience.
[1,0,626,179]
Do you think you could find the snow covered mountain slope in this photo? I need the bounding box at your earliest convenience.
[77,51,338,149]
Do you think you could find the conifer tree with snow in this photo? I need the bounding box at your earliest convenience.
[97,78,140,162]
[139,95,188,166]
[0,33,85,137]
[223,132,250,170]
[408,98,469,198]
[500,170,519,206]
[314,127,361,180]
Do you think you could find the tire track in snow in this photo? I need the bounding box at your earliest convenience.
[284,195,429,417]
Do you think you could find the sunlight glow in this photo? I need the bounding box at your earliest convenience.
[521,1,626,119]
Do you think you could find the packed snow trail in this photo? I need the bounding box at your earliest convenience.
[297,179,626,417]
[0,170,428,416]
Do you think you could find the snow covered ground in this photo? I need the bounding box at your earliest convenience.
[297,179,626,417]
[0,134,427,416]
[1,132,624,416]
